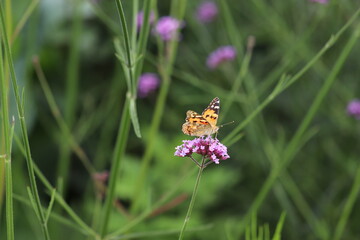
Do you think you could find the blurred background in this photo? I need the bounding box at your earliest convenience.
[1,0,360,239]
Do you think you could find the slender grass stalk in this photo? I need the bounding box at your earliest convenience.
[57,0,83,195]
[0,3,51,239]
[178,157,206,240]
[99,97,131,237]
[114,0,141,138]
[4,118,15,240]
[272,212,286,240]
[130,75,170,212]
[222,36,255,119]
[1,42,14,239]
[134,0,154,81]
[10,0,39,43]
[4,0,12,37]
[0,20,14,239]
[333,164,360,240]
[223,7,360,146]
[234,20,360,237]
[131,0,139,51]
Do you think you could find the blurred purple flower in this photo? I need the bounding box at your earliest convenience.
[347,99,360,119]
[136,11,155,31]
[175,136,229,164]
[153,16,184,41]
[93,171,109,183]
[138,73,160,98]
[206,46,237,69]
[196,1,218,23]
[309,0,328,4]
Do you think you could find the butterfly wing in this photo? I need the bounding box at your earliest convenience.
[182,110,212,136]
[201,97,220,127]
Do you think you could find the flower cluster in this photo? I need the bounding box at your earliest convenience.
[196,1,218,23]
[137,73,160,98]
[347,99,360,119]
[175,136,230,164]
[206,46,237,69]
[153,16,184,41]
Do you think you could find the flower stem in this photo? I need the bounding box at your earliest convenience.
[178,157,206,239]
[189,155,201,168]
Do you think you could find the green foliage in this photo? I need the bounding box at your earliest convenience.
[1,0,360,240]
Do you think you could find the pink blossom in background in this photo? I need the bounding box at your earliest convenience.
[136,11,155,31]
[309,0,329,4]
[93,171,109,183]
[347,99,360,119]
[138,73,160,98]
[206,46,237,69]
[175,136,229,164]
[196,1,218,23]
[153,16,184,41]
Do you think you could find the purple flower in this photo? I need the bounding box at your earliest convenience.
[153,16,184,41]
[206,46,237,69]
[175,136,230,164]
[138,73,160,98]
[93,171,109,183]
[347,99,360,119]
[309,0,328,4]
[196,1,218,23]
[136,11,155,31]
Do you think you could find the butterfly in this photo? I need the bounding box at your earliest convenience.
[182,97,220,136]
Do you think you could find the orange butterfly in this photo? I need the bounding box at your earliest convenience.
[182,97,220,136]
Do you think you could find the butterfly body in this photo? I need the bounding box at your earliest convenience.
[182,97,220,136]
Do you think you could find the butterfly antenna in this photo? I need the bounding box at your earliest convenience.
[219,121,235,128]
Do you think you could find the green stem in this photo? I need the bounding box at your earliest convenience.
[0,3,50,239]
[10,0,39,43]
[99,97,131,237]
[115,0,134,94]
[114,0,141,138]
[4,124,14,240]
[57,0,82,195]
[1,38,14,239]
[134,0,153,82]
[130,77,170,212]
[333,164,360,240]
[178,157,206,240]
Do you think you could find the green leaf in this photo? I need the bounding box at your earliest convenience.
[129,97,142,138]
[272,212,286,240]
